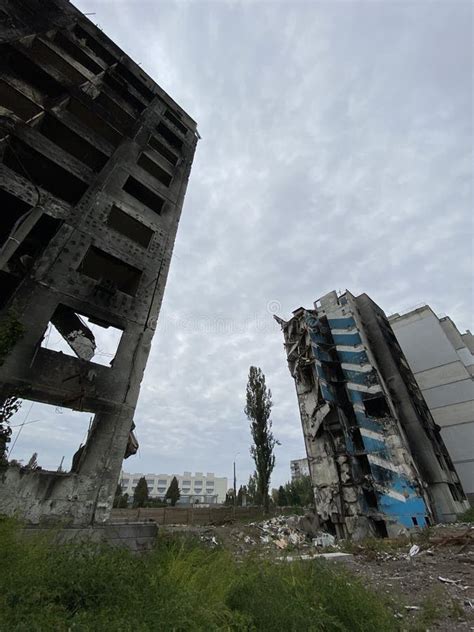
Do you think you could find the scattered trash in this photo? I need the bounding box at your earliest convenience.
[438,576,459,584]
[404,606,421,611]
[408,544,420,557]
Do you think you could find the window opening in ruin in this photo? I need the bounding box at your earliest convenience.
[137,153,172,187]
[411,516,418,526]
[40,304,123,366]
[106,205,154,248]
[147,134,179,166]
[164,110,188,135]
[371,520,388,538]
[7,399,93,473]
[73,24,116,66]
[156,121,183,151]
[7,214,62,278]
[0,79,42,121]
[0,188,32,248]
[79,246,142,296]
[68,97,122,147]
[3,137,88,204]
[448,482,465,503]
[0,270,19,310]
[96,92,135,132]
[103,73,145,114]
[116,63,154,101]
[28,38,86,85]
[363,488,378,508]
[123,176,165,216]
[1,45,64,97]
[52,31,103,75]
[363,395,390,418]
[39,114,108,172]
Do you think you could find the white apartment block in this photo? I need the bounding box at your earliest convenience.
[120,471,228,505]
[390,306,474,503]
[290,458,310,481]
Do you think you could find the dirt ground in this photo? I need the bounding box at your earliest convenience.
[163,520,474,631]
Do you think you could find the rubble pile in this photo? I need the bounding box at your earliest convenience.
[249,514,336,550]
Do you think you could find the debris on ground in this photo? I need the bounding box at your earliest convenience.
[249,513,334,551]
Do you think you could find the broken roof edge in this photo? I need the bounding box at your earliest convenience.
[56,1,199,131]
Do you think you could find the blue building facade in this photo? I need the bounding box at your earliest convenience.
[276,291,467,539]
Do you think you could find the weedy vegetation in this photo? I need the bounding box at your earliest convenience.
[0,517,399,631]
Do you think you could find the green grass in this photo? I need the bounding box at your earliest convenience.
[0,518,397,631]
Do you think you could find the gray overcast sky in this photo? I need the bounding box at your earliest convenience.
[10,0,473,491]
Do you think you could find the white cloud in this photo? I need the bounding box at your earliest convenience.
[11,0,472,489]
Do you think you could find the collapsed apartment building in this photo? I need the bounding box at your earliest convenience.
[0,0,197,524]
[275,291,468,539]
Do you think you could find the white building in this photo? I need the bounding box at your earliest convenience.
[120,471,227,505]
[290,458,310,481]
[389,306,474,503]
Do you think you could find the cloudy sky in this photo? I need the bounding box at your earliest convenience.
[10,0,472,491]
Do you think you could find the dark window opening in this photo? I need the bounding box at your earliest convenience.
[0,79,42,121]
[79,246,142,296]
[41,304,123,366]
[371,520,388,538]
[73,24,116,66]
[425,515,431,527]
[448,483,466,503]
[3,137,88,204]
[96,92,135,133]
[137,153,172,187]
[123,176,164,216]
[363,395,391,418]
[103,73,145,114]
[0,270,18,309]
[300,364,315,388]
[107,205,154,248]
[29,38,86,85]
[52,31,103,75]
[351,426,365,452]
[411,516,418,526]
[164,109,188,135]
[148,135,178,166]
[1,45,64,98]
[116,63,154,101]
[39,114,108,172]
[8,214,62,276]
[68,98,122,147]
[0,188,32,248]
[156,121,183,151]
[363,488,378,508]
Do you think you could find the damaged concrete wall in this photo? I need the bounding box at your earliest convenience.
[0,0,198,525]
[275,290,469,539]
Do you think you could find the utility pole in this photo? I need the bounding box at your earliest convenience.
[233,452,240,508]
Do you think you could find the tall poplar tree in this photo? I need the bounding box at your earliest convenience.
[244,366,279,513]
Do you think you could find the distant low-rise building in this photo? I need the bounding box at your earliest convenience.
[389,306,474,503]
[290,458,310,481]
[121,471,227,505]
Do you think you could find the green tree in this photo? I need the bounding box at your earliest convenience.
[224,490,235,506]
[0,396,21,467]
[277,485,288,507]
[118,493,129,508]
[283,476,314,507]
[165,476,180,506]
[244,366,279,513]
[247,472,262,506]
[133,477,149,508]
[113,483,123,508]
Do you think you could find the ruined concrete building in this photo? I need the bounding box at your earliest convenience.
[275,291,469,539]
[0,0,197,524]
